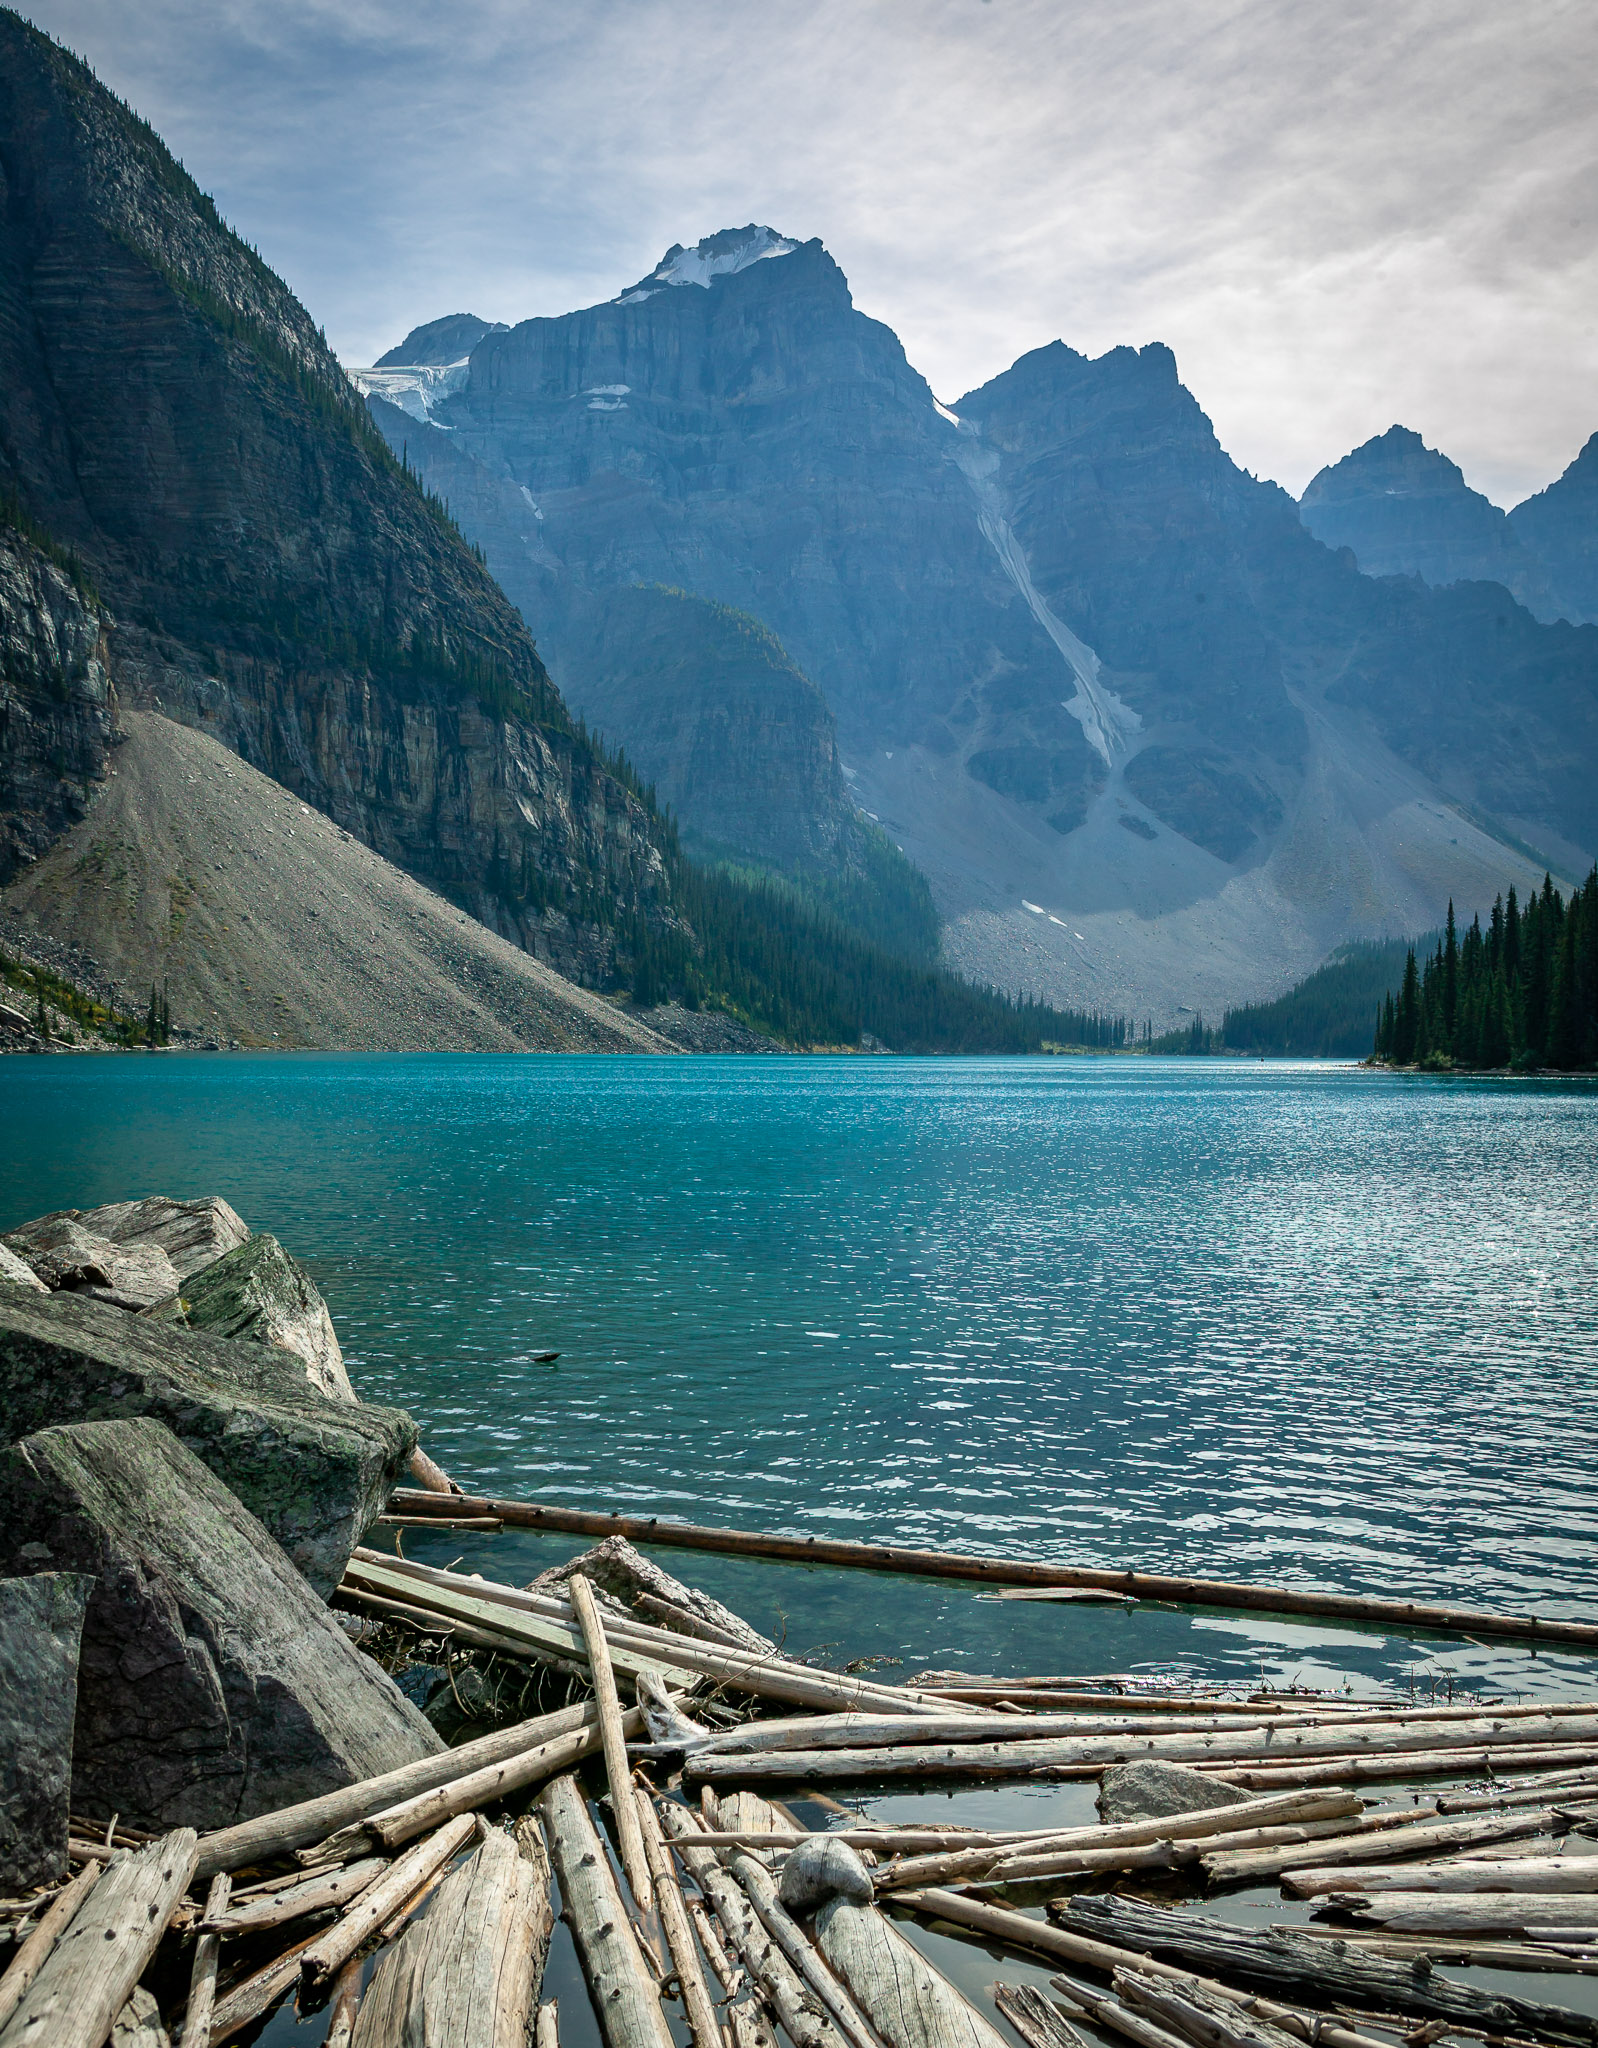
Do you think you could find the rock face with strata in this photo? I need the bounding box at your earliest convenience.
[1511,430,1598,627]
[74,1196,250,1281]
[0,1418,441,1831]
[0,1242,47,1291]
[0,1569,93,1885]
[180,1234,354,1403]
[0,1288,413,1593]
[3,1214,180,1310]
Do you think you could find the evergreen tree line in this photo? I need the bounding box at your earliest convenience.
[1374,869,1598,1070]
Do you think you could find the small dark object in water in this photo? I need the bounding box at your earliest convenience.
[533,1352,559,1365]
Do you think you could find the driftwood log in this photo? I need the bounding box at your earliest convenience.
[0,1861,102,2035]
[176,1875,231,2048]
[1110,1968,1332,2048]
[299,1813,477,1990]
[566,1575,652,1913]
[0,1832,196,2048]
[215,1860,384,1934]
[1318,1892,1598,1934]
[322,1959,362,2048]
[1286,1857,1598,1897]
[1196,1745,1598,1790]
[539,1777,672,2048]
[1200,1804,1564,1884]
[718,1843,882,2048]
[993,1986,1093,2048]
[348,1824,553,2048]
[813,1896,1009,2048]
[633,1791,721,2048]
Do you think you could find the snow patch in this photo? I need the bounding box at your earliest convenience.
[519,485,544,521]
[625,226,799,297]
[1022,901,1045,914]
[584,384,630,396]
[933,399,962,427]
[346,362,468,426]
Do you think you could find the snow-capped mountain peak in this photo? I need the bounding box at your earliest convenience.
[617,225,799,302]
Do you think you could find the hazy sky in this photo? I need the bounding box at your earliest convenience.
[25,0,1598,503]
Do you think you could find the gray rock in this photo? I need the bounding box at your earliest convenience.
[0,1288,415,1593]
[0,1571,94,1887]
[0,1243,47,1292]
[1096,1759,1252,1825]
[74,1196,250,1283]
[2,1216,179,1311]
[777,1834,873,1915]
[110,1989,170,2048]
[180,1234,354,1403]
[531,1534,773,1655]
[0,1418,442,1832]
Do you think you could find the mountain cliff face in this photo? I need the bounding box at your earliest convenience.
[1299,427,1559,620]
[368,227,1598,1017]
[0,13,667,981]
[1511,433,1598,627]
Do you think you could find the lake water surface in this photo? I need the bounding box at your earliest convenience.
[4,1053,1596,1699]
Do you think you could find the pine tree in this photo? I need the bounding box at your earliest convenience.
[1442,902,1459,1046]
[1392,950,1421,1063]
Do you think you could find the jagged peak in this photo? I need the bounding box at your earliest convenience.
[1302,425,1475,507]
[616,225,802,302]
[376,313,507,368]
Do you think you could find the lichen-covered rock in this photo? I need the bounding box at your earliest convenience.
[0,1570,94,1887]
[180,1234,354,1403]
[0,1418,442,1832]
[531,1534,773,1655]
[2,1215,179,1310]
[74,1196,250,1282]
[0,1242,48,1291]
[1097,1759,1252,1825]
[0,1289,415,1593]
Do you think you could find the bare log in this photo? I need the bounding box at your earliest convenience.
[1109,1969,1343,2048]
[1195,1745,1598,1790]
[1201,1804,1564,1884]
[720,1844,883,2048]
[992,1985,1093,2048]
[813,1896,1009,2048]
[0,1863,103,2035]
[177,1876,231,2048]
[322,1960,363,2048]
[298,1813,478,1991]
[1286,1857,1598,1897]
[685,1895,780,2048]
[634,1791,721,2048]
[1320,1893,1598,1935]
[216,1860,386,1933]
[207,1923,327,2046]
[193,1702,600,1880]
[1049,1973,1253,2048]
[568,1574,653,1914]
[348,1824,554,2048]
[540,1776,672,2048]
[0,1832,196,2048]
[378,1492,1598,1651]
[535,2003,558,2048]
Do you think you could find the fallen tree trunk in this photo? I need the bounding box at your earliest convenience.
[217,1860,386,1932]
[1286,1857,1598,1897]
[298,1814,477,1991]
[323,1959,362,2048]
[1321,1893,1598,1935]
[0,1832,196,2048]
[719,1844,884,2048]
[177,1875,231,2048]
[1200,1804,1565,1884]
[1109,1967,1350,2048]
[0,1861,102,2034]
[813,1897,1010,2048]
[977,1811,1411,1887]
[192,1703,599,1880]
[567,1574,652,1914]
[634,1790,722,2048]
[1195,1745,1598,1790]
[539,1777,672,2048]
[378,1492,1598,1650]
[348,1824,553,2048]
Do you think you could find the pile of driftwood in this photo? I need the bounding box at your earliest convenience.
[4,1529,1595,2048]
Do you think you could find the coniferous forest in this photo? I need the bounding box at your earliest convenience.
[1373,868,1598,1071]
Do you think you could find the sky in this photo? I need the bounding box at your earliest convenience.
[23,0,1598,505]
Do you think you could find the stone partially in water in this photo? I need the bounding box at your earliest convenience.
[180,1234,354,1403]
[0,1418,442,1832]
[0,1570,94,1886]
[74,1196,250,1283]
[0,1289,414,1593]
[2,1215,179,1310]
[778,1834,874,1914]
[1097,1759,1252,1824]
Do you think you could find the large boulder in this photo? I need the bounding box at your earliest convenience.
[74,1196,250,1280]
[1097,1759,1253,1825]
[180,1234,354,1403]
[1,1215,179,1310]
[0,1418,442,1832]
[0,1242,47,1291]
[0,1570,94,1886]
[0,1289,414,1593]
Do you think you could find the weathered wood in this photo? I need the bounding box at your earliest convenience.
[567,1575,652,1914]
[972,1814,1396,1888]
[1201,1804,1562,1884]
[634,1792,722,2048]
[875,1791,1362,1891]
[1286,1857,1598,1897]
[193,1702,598,1879]
[676,1712,1385,1758]
[0,1831,196,2048]
[685,1895,780,2048]
[322,1959,362,2048]
[656,1799,851,2048]
[177,1876,231,2048]
[813,1897,1008,2048]
[1046,1975,1211,2048]
[992,1985,1092,2048]
[1196,1744,1598,1790]
[206,1923,326,2046]
[348,1824,554,2048]
[1109,1969,1336,2048]
[216,1860,386,1933]
[313,1711,629,1861]
[379,1491,1598,1651]
[534,2002,558,2048]
[1439,1771,1598,1812]
[1050,1895,1598,2044]
[1284,1928,1598,1974]
[0,1863,102,2035]
[299,1813,477,1990]
[539,1777,672,2048]
[721,1844,883,2048]
[1322,1893,1598,1934]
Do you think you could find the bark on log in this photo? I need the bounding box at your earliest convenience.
[1286,1858,1598,1897]
[0,1831,196,2048]
[813,1897,1009,2048]
[1050,1896,1598,2044]
[539,1777,673,2048]
[634,1792,721,2048]
[567,1575,652,1914]
[0,1863,102,2035]
[193,1702,598,1879]
[177,1876,230,2048]
[992,1986,1093,2048]
[1201,1805,1562,1884]
[298,1813,477,1990]
[216,1861,385,1933]
[378,1492,1598,1652]
[655,1801,851,2048]
[1109,1969,1328,2048]
[348,1825,554,2048]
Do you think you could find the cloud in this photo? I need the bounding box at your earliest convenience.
[26,0,1598,501]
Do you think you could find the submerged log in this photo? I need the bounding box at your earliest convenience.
[348,1824,553,2048]
[814,1897,1008,2048]
[0,1862,102,2034]
[0,1831,196,2048]
[567,1575,652,1914]
[539,1777,671,2048]
[322,1959,362,2048]
[298,1813,477,1991]
[1286,1857,1598,1897]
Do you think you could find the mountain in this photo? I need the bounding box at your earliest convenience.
[363,230,1598,1019]
[376,313,506,366]
[1511,433,1598,626]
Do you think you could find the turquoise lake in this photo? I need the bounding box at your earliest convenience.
[4,1052,1596,1702]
